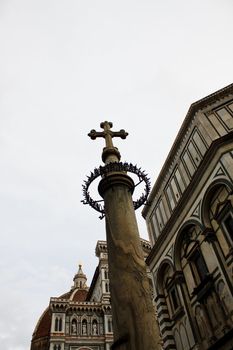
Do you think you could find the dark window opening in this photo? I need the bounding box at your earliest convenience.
[53,345,61,350]
[224,214,233,236]
[108,319,112,332]
[55,318,58,331]
[193,251,208,282]
[58,318,62,332]
[171,288,179,310]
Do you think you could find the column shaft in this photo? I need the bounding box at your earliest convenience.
[99,172,160,350]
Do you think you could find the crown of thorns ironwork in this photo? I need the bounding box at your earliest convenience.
[81,162,151,219]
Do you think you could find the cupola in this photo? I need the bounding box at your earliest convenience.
[72,264,88,290]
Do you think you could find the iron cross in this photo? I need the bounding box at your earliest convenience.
[88,121,128,149]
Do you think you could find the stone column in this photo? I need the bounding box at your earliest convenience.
[98,171,161,350]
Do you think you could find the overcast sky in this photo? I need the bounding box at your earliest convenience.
[0,1,233,349]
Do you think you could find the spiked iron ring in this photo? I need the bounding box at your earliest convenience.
[82,162,151,219]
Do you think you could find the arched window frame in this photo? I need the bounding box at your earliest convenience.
[165,276,182,319]
[201,179,233,253]
[158,261,183,319]
[179,225,209,288]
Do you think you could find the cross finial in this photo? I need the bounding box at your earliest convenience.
[88,121,128,163]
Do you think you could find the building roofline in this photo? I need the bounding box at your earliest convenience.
[85,266,100,301]
[31,306,50,342]
[142,83,233,218]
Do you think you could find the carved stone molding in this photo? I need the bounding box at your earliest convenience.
[202,228,217,243]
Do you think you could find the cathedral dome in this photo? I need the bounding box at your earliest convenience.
[70,288,88,302]
[31,266,89,350]
[32,307,52,344]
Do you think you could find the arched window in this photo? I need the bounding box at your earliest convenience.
[54,317,58,332]
[158,262,180,316]
[108,318,112,332]
[180,225,208,287]
[55,316,62,332]
[104,270,108,279]
[59,317,62,331]
[105,282,109,293]
[203,182,233,251]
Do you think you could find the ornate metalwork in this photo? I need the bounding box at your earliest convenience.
[81,162,151,219]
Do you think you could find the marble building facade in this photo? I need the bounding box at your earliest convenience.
[142,83,233,350]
